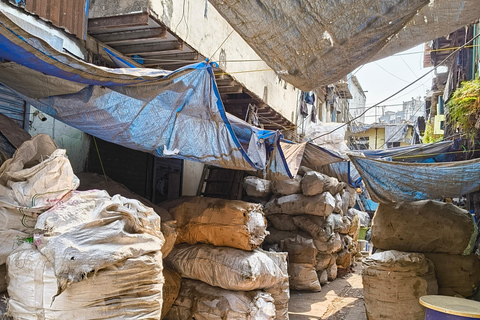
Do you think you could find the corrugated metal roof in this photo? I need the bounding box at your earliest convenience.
[10,0,88,39]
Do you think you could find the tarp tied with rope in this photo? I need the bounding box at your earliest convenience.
[0,11,344,179]
[350,141,455,162]
[208,0,480,91]
[349,155,480,204]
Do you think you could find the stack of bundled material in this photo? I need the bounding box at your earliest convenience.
[0,134,79,298]
[371,200,480,297]
[363,250,438,320]
[0,134,167,319]
[161,197,289,320]
[364,200,480,320]
[244,169,366,291]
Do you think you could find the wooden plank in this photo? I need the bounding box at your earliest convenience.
[85,35,143,68]
[112,41,183,55]
[93,28,167,45]
[88,12,150,33]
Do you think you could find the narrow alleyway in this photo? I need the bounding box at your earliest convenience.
[289,264,366,320]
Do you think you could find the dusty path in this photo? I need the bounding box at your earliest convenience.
[289,264,366,320]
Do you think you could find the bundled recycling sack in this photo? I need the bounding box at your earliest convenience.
[271,175,302,195]
[0,229,29,265]
[261,250,290,320]
[372,200,477,255]
[162,268,182,319]
[164,279,276,320]
[267,214,298,232]
[341,186,357,215]
[363,250,438,320]
[301,171,344,196]
[7,243,164,320]
[0,134,79,232]
[282,236,321,291]
[76,172,177,258]
[315,253,335,272]
[165,244,289,320]
[424,253,480,297]
[265,192,335,216]
[165,244,286,291]
[291,215,342,254]
[34,190,165,290]
[0,134,79,264]
[161,197,267,251]
[243,176,271,198]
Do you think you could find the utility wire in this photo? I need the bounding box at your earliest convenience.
[308,32,480,143]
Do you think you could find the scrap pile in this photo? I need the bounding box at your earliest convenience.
[0,134,166,319]
[363,200,480,319]
[243,167,370,292]
[362,197,480,319]
[160,197,289,320]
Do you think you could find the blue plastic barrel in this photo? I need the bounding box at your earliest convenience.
[420,296,480,320]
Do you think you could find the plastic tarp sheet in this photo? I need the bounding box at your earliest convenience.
[208,0,480,91]
[0,12,297,177]
[349,155,480,203]
[372,0,480,61]
[352,141,455,162]
[208,0,428,91]
[384,124,410,144]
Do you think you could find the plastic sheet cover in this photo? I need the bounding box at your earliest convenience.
[349,155,480,203]
[0,11,346,178]
[351,141,455,162]
[209,0,480,91]
[0,11,292,175]
[208,0,428,91]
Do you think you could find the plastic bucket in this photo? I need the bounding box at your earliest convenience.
[358,227,368,240]
[425,309,478,320]
[420,296,480,320]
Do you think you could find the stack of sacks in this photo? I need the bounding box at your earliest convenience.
[371,200,480,298]
[7,189,166,319]
[363,250,438,320]
[161,197,289,320]
[0,134,79,295]
[245,169,365,291]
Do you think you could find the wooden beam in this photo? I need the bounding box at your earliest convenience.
[93,28,167,45]
[112,41,183,55]
[88,12,150,33]
[142,52,200,66]
[85,35,142,67]
[217,85,244,94]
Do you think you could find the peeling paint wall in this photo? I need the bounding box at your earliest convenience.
[28,107,89,173]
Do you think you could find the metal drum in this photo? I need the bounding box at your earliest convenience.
[420,295,480,320]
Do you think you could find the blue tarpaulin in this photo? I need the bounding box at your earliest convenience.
[352,141,455,162]
[349,155,480,203]
[0,11,344,179]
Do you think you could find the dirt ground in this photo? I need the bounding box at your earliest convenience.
[289,262,367,320]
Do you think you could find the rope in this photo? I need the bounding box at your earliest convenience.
[308,31,480,143]
[93,136,109,189]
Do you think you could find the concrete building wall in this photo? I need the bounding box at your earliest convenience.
[28,107,90,173]
[348,76,367,124]
[89,0,300,124]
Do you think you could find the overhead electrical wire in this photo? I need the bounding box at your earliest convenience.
[307,31,480,143]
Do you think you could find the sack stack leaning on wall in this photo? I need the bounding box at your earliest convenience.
[364,200,480,320]
[242,167,367,292]
[161,196,289,320]
[0,134,167,319]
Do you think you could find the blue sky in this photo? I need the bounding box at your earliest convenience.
[354,44,434,123]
